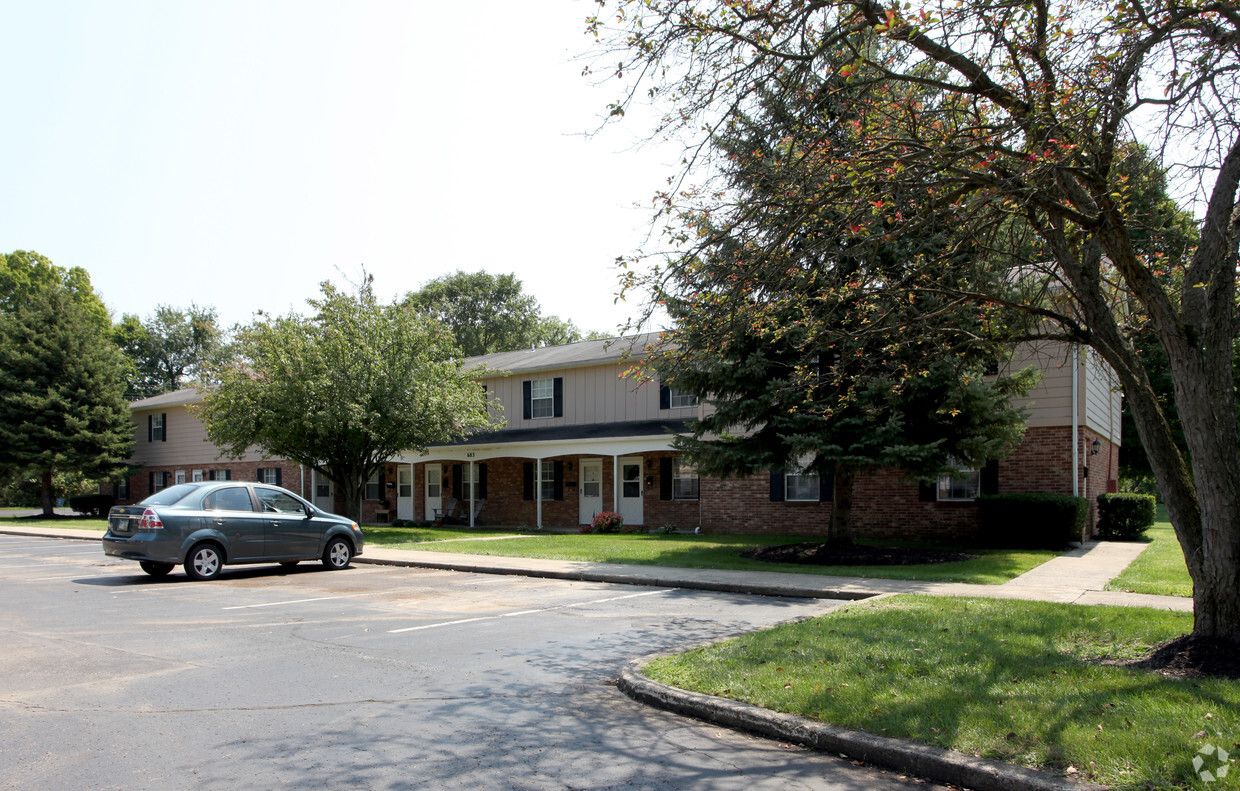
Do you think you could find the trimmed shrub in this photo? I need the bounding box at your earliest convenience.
[975,493,1089,549]
[1096,493,1156,541]
[69,494,115,517]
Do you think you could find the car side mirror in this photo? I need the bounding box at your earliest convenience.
[304,505,315,518]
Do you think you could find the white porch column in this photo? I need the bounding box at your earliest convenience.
[468,460,476,528]
[613,456,619,514]
[536,456,543,528]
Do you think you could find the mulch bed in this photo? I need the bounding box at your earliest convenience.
[741,542,979,566]
[1120,634,1240,680]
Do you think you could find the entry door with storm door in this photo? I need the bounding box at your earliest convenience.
[424,464,443,521]
[396,466,413,520]
[617,456,644,526]
[312,471,334,513]
[578,459,603,525]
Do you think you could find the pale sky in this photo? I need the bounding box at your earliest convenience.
[1,1,678,335]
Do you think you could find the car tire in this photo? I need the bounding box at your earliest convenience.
[185,542,224,581]
[139,560,174,578]
[322,537,352,570]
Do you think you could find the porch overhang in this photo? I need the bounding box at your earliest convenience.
[396,420,690,463]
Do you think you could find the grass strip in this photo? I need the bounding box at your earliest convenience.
[643,595,1235,790]
[374,532,1059,584]
[0,516,107,531]
[1106,522,1192,598]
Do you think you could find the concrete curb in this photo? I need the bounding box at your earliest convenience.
[618,655,1110,791]
[355,554,878,600]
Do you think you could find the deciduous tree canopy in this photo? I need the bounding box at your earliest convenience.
[198,277,495,521]
[591,0,1240,639]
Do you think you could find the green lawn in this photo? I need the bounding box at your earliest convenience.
[0,516,107,531]
[1106,522,1192,597]
[643,595,1235,790]
[368,530,1061,584]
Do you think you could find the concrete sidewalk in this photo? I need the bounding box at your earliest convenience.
[2,525,1191,612]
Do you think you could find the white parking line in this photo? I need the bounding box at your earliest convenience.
[387,589,675,633]
[223,596,343,610]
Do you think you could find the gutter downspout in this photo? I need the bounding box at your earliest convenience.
[299,464,305,499]
[1071,346,1079,498]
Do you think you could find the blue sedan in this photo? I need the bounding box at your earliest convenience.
[103,481,364,580]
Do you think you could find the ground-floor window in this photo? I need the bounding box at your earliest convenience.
[537,462,554,502]
[785,456,819,502]
[673,459,699,500]
[191,470,204,482]
[937,468,980,501]
[174,470,187,485]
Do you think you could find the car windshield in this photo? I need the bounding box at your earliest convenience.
[140,484,199,506]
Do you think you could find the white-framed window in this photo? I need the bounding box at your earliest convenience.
[191,470,204,482]
[151,473,167,493]
[938,468,981,501]
[672,458,699,500]
[151,413,165,442]
[115,479,129,499]
[536,462,554,501]
[174,470,187,485]
[462,464,480,501]
[398,467,412,498]
[668,387,699,409]
[530,378,555,418]
[262,468,279,486]
[785,456,820,502]
[365,472,381,500]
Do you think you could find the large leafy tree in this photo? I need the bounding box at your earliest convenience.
[0,254,133,516]
[404,270,602,355]
[645,74,1035,543]
[591,0,1240,641]
[198,277,495,521]
[115,303,229,399]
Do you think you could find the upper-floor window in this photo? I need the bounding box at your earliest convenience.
[660,383,699,409]
[672,459,699,500]
[523,377,563,420]
[149,413,165,442]
[530,378,555,418]
[669,387,698,408]
[785,456,820,502]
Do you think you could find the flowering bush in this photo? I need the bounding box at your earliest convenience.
[590,510,624,534]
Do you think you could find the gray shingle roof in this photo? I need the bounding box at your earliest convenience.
[129,388,204,409]
[463,332,667,375]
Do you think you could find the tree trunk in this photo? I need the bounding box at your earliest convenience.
[829,467,855,546]
[40,469,55,517]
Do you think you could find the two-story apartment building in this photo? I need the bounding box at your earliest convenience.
[117,332,1121,538]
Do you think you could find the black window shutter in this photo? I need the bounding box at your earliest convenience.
[452,465,462,500]
[224,469,232,481]
[161,413,167,442]
[275,468,283,487]
[163,472,171,488]
[553,378,563,418]
[659,385,671,410]
[147,415,153,442]
[769,470,785,502]
[919,480,937,502]
[523,462,534,500]
[522,381,532,420]
[256,468,264,482]
[819,464,834,502]
[981,460,1000,495]
[659,458,673,500]
[149,471,154,492]
[479,464,488,499]
[553,460,564,500]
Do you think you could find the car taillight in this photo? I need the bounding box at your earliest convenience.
[137,509,164,531]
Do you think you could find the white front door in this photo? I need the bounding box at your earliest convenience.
[313,471,333,512]
[424,464,442,521]
[397,466,413,520]
[617,456,644,526]
[578,459,603,524]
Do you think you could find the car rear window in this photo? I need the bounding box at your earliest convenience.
[140,484,199,506]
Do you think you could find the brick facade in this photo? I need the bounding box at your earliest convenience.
[120,460,309,506]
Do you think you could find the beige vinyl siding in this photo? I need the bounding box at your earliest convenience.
[1006,341,1075,428]
[481,364,668,429]
[128,405,270,466]
[1083,348,1122,444]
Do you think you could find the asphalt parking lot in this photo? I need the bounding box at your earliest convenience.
[0,535,938,790]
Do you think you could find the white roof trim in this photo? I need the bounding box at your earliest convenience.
[397,434,677,463]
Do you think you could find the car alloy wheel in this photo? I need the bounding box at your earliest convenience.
[322,537,351,570]
[185,543,223,581]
